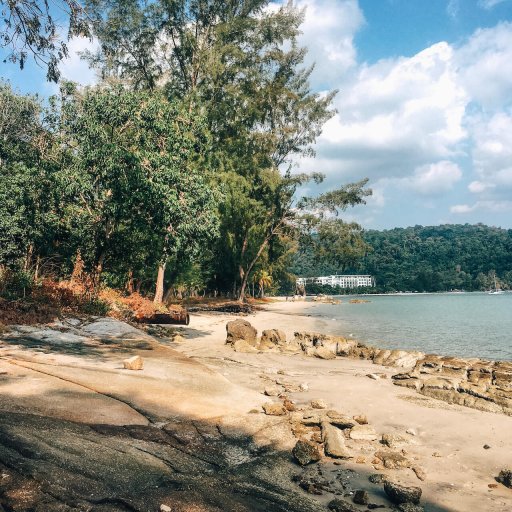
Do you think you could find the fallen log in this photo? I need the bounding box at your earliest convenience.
[136,309,190,325]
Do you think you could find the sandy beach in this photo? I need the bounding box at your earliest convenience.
[0,300,511,511]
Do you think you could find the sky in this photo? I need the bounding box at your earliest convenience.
[2,0,512,230]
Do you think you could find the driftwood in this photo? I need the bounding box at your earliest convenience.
[136,309,190,325]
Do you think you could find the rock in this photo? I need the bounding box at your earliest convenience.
[299,382,309,392]
[123,355,143,370]
[322,422,352,459]
[283,399,296,412]
[226,319,257,344]
[301,413,322,426]
[369,473,386,484]
[328,498,358,512]
[264,385,282,396]
[383,480,422,505]
[352,489,369,505]
[292,439,322,466]
[382,433,408,448]
[349,424,378,441]
[398,504,425,512]
[314,346,337,360]
[406,428,418,436]
[311,399,328,409]
[262,403,287,416]
[353,414,368,425]
[260,329,286,346]
[374,450,410,469]
[160,505,172,512]
[367,373,380,380]
[233,339,258,353]
[326,411,357,429]
[412,466,426,481]
[483,444,491,449]
[496,468,512,488]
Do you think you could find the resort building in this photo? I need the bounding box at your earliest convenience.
[296,275,375,288]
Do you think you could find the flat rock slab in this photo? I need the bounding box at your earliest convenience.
[0,412,325,512]
[81,318,154,341]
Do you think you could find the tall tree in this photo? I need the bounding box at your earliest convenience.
[1,0,90,81]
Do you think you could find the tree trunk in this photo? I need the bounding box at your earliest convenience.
[126,270,134,294]
[154,261,167,304]
[163,287,173,304]
[239,274,249,303]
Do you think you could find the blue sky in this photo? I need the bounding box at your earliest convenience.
[2,0,512,230]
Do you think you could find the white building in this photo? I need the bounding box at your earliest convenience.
[297,275,374,289]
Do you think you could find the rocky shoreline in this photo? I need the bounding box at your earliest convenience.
[226,319,512,417]
[222,318,512,511]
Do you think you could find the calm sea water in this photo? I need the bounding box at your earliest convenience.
[307,292,512,361]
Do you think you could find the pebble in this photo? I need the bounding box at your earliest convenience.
[412,466,426,481]
[367,373,379,380]
[311,399,328,409]
[406,428,418,436]
[483,444,491,449]
[160,505,172,512]
[353,414,368,425]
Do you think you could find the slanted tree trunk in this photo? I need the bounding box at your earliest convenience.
[154,261,166,304]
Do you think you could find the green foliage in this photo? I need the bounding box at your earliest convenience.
[59,84,219,282]
[293,224,512,293]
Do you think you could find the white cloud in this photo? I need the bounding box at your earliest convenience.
[456,23,512,109]
[401,161,462,195]
[470,111,512,195]
[447,0,460,18]
[59,37,99,86]
[299,40,468,184]
[468,180,495,193]
[451,204,475,214]
[451,200,512,214]
[297,0,365,88]
[478,0,510,9]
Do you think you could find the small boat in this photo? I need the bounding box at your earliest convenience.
[488,275,505,295]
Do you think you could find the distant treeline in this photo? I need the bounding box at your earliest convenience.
[292,224,512,293]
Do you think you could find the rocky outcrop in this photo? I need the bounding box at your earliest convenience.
[226,319,257,345]
[392,356,512,416]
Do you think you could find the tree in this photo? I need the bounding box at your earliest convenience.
[59,84,219,299]
[85,0,348,299]
[257,270,272,298]
[1,0,90,81]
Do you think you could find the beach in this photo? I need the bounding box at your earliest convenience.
[0,300,511,511]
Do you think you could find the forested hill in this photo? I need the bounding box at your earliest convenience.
[293,224,512,293]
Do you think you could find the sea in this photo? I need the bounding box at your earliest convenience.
[307,292,512,361]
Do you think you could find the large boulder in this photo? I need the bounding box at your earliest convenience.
[226,319,257,345]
